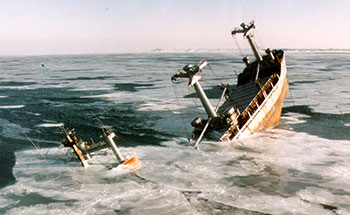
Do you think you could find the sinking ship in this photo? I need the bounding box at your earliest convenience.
[171,21,289,146]
[61,125,141,171]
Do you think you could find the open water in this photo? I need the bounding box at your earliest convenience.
[0,51,349,214]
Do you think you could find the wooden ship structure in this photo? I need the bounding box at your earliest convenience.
[171,21,289,146]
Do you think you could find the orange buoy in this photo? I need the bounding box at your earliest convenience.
[120,156,141,171]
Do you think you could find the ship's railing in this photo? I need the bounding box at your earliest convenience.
[222,73,279,140]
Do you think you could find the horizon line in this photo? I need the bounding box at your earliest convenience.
[2,48,350,57]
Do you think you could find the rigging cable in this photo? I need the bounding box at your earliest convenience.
[255,29,266,51]
[232,35,244,58]
[171,83,190,136]
[188,86,201,116]
[207,63,223,85]
[206,63,230,103]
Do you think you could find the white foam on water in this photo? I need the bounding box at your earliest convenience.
[3,128,349,215]
[0,95,8,98]
[280,112,310,125]
[1,129,345,213]
[0,86,35,90]
[1,53,350,214]
[80,92,130,99]
[136,100,188,111]
[69,87,112,92]
[0,105,24,109]
[35,123,64,128]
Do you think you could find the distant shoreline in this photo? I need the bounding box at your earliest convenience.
[1,48,350,57]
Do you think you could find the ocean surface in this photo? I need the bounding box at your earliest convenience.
[0,51,349,214]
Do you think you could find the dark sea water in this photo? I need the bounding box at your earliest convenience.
[0,52,349,214]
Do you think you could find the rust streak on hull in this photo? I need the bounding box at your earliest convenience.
[221,57,289,142]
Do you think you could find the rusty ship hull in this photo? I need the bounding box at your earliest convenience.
[220,54,289,141]
[172,21,290,146]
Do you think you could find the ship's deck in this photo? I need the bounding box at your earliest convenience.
[217,77,269,115]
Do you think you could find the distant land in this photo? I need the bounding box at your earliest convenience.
[2,48,350,57]
[150,48,236,53]
[150,48,350,53]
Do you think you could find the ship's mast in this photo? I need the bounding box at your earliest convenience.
[193,81,217,118]
[232,21,263,62]
[171,61,217,118]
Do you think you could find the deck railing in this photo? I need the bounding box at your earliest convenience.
[222,73,279,140]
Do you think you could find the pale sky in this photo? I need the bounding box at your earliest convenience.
[1,0,349,55]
